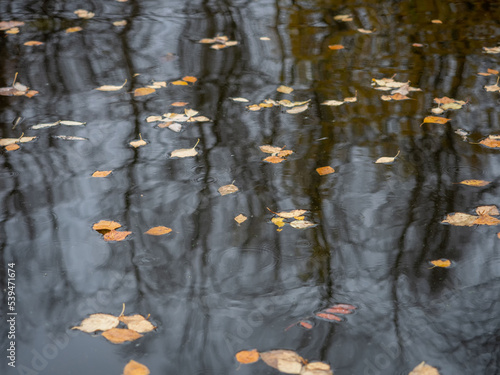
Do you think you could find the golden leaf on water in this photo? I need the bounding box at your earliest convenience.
[102,328,142,344]
[421,116,451,125]
[260,350,304,374]
[430,259,451,268]
[171,139,199,158]
[230,97,249,102]
[275,209,308,218]
[475,205,499,216]
[234,214,247,224]
[92,170,112,178]
[479,136,500,148]
[441,212,477,226]
[182,76,197,83]
[146,115,162,122]
[93,220,121,231]
[129,134,147,148]
[458,180,490,187]
[65,26,82,33]
[375,150,400,164]
[5,144,20,151]
[103,230,132,242]
[271,217,285,229]
[278,150,293,157]
[235,349,260,364]
[171,101,188,106]
[263,155,285,163]
[431,19,443,24]
[72,314,120,333]
[484,83,500,92]
[247,104,261,111]
[409,361,440,375]
[123,360,150,375]
[357,28,374,34]
[24,41,44,46]
[260,145,283,154]
[0,136,37,146]
[119,314,156,333]
[171,80,188,86]
[328,44,344,50]
[316,166,335,175]
[334,15,353,22]
[218,183,238,196]
[96,79,127,91]
[0,21,24,30]
[277,85,294,94]
[145,226,172,235]
[302,362,333,375]
[483,46,500,54]
[474,214,500,226]
[6,27,19,34]
[321,100,344,106]
[286,104,308,114]
[74,9,94,19]
[134,87,155,97]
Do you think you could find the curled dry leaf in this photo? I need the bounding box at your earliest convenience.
[277,85,294,94]
[96,79,127,91]
[92,170,112,178]
[290,220,316,229]
[458,180,490,187]
[102,328,143,344]
[230,97,249,102]
[218,183,238,196]
[235,349,260,364]
[72,313,120,333]
[234,214,247,224]
[103,230,132,242]
[260,350,304,374]
[123,360,150,375]
[441,212,477,227]
[145,226,172,235]
[119,314,156,333]
[409,361,440,375]
[430,259,451,268]
[134,87,155,97]
[316,166,335,175]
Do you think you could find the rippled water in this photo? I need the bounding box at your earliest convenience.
[1,1,500,374]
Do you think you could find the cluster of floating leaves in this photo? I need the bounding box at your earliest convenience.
[92,220,172,241]
[268,208,316,231]
[72,305,155,344]
[260,145,293,164]
[285,303,357,331]
[0,73,38,98]
[371,76,421,101]
[146,108,210,134]
[442,205,500,227]
[198,35,238,49]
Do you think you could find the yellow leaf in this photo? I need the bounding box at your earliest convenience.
[278,150,293,157]
[65,26,82,33]
[334,15,353,21]
[171,80,188,86]
[431,19,443,24]
[234,214,247,224]
[476,205,499,216]
[375,150,400,164]
[134,87,155,97]
[474,214,500,226]
[72,313,120,333]
[182,76,197,83]
[145,226,172,235]
[484,84,500,92]
[247,104,261,111]
[123,360,150,375]
[24,40,43,46]
[218,183,239,196]
[92,220,122,231]
[130,138,146,148]
[96,79,127,91]
[321,100,344,106]
[430,259,451,268]
[92,170,112,178]
[458,180,490,187]
[6,27,19,34]
[277,85,294,94]
[74,9,94,19]
[102,328,142,344]
[171,101,188,106]
[409,361,440,375]
[316,166,335,175]
[328,44,344,50]
[357,28,374,33]
[272,217,285,228]
[235,349,260,364]
[421,116,451,125]
[103,230,132,242]
[119,315,156,333]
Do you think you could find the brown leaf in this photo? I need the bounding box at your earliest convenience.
[441,212,477,226]
[65,26,82,33]
[458,180,490,187]
[328,44,344,50]
[72,313,120,333]
[263,155,285,163]
[278,150,293,157]
[316,166,335,176]
[218,183,238,196]
[103,230,131,242]
[123,360,150,375]
[93,220,122,231]
[92,170,112,178]
[479,136,500,148]
[430,259,451,268]
[134,87,155,97]
[431,19,443,24]
[0,21,24,30]
[145,226,172,235]
[421,116,451,125]
[119,315,156,333]
[24,41,44,46]
[102,328,142,344]
[476,205,499,216]
[260,350,304,374]
[409,361,440,375]
[235,349,260,364]
[277,85,294,94]
[390,93,410,100]
[260,145,283,154]
[234,214,247,224]
[474,214,500,226]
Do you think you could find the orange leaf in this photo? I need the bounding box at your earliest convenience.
[299,321,313,329]
[315,312,342,321]
[431,19,443,24]
[92,170,112,178]
[474,214,500,226]
[323,307,353,315]
[458,179,490,187]
[430,259,451,268]
[479,136,500,148]
[103,230,131,242]
[101,328,142,344]
[24,40,44,46]
[316,166,335,176]
[5,144,20,151]
[65,26,82,33]
[328,44,344,50]
[234,214,247,224]
[123,360,150,375]
[235,349,259,364]
[390,93,410,100]
[119,314,156,333]
[145,226,172,235]
[93,220,121,231]
[182,76,197,83]
[134,87,155,97]
[170,80,188,86]
[421,116,451,125]
[171,101,188,106]
[263,156,285,163]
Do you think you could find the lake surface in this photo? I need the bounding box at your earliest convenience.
[1,1,500,374]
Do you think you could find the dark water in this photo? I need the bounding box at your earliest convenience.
[1,0,500,374]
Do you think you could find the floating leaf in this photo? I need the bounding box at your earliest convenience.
[171,101,188,106]
[479,136,500,148]
[260,350,304,375]
[103,230,131,242]
[290,220,315,229]
[146,115,162,122]
[96,79,127,91]
[298,321,314,329]
[102,328,142,344]
[182,76,197,83]
[302,362,333,375]
[271,217,286,228]
[334,15,353,22]
[430,259,451,268]
[315,312,342,321]
[60,120,85,126]
[74,9,94,19]
[458,180,490,187]
[421,116,451,125]
[230,97,249,102]
[441,212,477,227]
[92,170,112,178]
[72,314,120,333]
[263,155,285,163]
[171,80,188,86]
[31,121,60,129]
[145,226,172,236]
[130,134,147,148]
[6,27,19,34]
[53,135,88,141]
[171,139,199,158]
[323,307,354,315]
[93,220,121,232]
[409,361,440,375]
[113,20,127,27]
[234,214,247,224]
[321,100,344,106]
[260,145,283,154]
[277,85,294,94]
[412,43,424,47]
[328,44,344,50]
[119,314,156,333]
[0,21,24,30]
[65,26,82,33]
[218,183,238,196]
[247,104,261,111]
[235,349,260,364]
[474,214,500,226]
[134,87,155,97]
[483,46,500,54]
[272,209,307,218]
[5,144,20,151]
[358,28,374,34]
[431,19,443,24]
[24,41,44,46]
[484,83,500,92]
[0,136,36,146]
[123,360,150,375]
[475,205,499,216]
[316,166,335,175]
[375,150,400,164]
[286,104,308,114]
[260,37,271,41]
